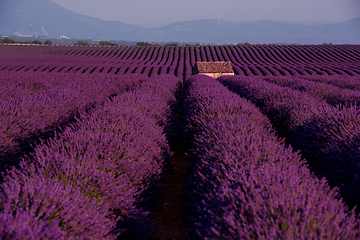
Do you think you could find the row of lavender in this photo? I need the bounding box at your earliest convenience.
[218,75,360,212]
[0,73,181,239]
[262,75,360,106]
[1,44,360,78]
[0,71,148,171]
[181,74,359,239]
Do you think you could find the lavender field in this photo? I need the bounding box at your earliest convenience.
[1,44,360,79]
[1,44,360,239]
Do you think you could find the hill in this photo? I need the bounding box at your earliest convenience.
[0,0,359,44]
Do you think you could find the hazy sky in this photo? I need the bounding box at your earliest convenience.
[51,0,360,27]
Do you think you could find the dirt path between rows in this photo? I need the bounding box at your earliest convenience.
[150,145,189,240]
[150,83,189,239]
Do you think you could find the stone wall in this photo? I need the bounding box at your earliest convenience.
[193,61,234,78]
[200,72,234,78]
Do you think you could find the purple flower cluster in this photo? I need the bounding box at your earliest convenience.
[297,74,360,91]
[263,75,360,106]
[0,71,147,161]
[0,72,146,178]
[1,170,113,239]
[218,75,360,211]
[182,74,359,239]
[0,73,181,239]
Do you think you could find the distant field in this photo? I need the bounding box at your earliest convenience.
[1,44,360,79]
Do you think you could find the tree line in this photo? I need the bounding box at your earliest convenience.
[0,37,250,46]
[1,37,333,46]
[0,37,53,45]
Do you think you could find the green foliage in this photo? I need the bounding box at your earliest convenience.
[136,41,153,46]
[165,42,178,46]
[19,41,32,44]
[237,42,251,45]
[16,40,43,44]
[0,37,18,43]
[44,40,53,45]
[32,40,43,44]
[98,41,119,46]
[74,40,91,46]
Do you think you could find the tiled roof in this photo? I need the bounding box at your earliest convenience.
[193,61,234,73]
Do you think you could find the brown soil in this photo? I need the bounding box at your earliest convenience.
[150,145,189,240]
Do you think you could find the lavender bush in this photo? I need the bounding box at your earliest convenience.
[0,74,181,239]
[263,75,360,106]
[182,74,359,239]
[298,75,360,91]
[1,165,115,239]
[218,75,360,210]
[0,71,147,165]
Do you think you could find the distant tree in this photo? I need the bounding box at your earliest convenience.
[32,40,43,44]
[136,41,153,46]
[238,42,251,45]
[185,44,191,46]
[74,40,91,45]
[98,41,119,46]
[166,42,178,46]
[98,41,108,46]
[19,41,32,44]
[44,40,53,45]
[1,37,17,43]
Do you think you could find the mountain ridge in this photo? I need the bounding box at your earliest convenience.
[0,0,359,44]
